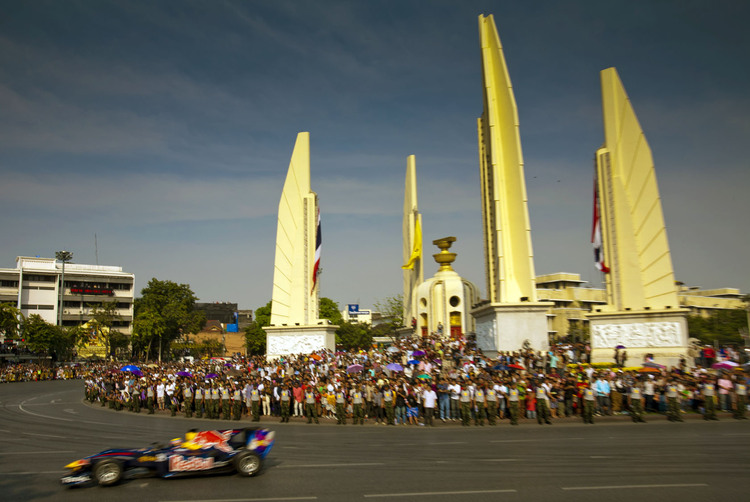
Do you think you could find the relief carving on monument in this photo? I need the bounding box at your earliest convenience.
[592,322,681,348]
[268,334,325,356]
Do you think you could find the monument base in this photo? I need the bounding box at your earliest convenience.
[472,302,551,356]
[264,323,338,360]
[587,309,689,368]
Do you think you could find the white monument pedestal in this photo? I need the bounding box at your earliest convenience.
[264,324,338,361]
[472,302,551,356]
[587,309,689,368]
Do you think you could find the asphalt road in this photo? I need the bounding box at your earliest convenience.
[1,380,748,502]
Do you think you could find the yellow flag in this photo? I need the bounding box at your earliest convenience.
[401,219,422,270]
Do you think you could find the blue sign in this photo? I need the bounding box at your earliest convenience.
[348,304,359,314]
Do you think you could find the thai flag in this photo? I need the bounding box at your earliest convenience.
[592,181,610,273]
[312,207,321,292]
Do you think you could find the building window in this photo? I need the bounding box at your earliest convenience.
[449,296,460,307]
[24,275,55,282]
[1,280,19,287]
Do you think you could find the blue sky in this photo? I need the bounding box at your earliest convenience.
[1,1,748,311]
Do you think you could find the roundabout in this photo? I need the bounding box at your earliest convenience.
[1,380,749,502]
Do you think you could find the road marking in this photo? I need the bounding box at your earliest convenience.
[279,462,384,468]
[491,437,583,443]
[0,471,65,475]
[22,432,66,439]
[562,483,709,491]
[0,450,74,455]
[365,489,517,498]
[479,458,518,462]
[161,498,317,502]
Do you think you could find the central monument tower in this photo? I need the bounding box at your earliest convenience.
[264,132,337,359]
[472,14,551,354]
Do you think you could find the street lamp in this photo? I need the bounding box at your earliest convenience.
[55,251,73,327]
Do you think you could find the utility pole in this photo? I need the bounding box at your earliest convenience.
[55,251,73,327]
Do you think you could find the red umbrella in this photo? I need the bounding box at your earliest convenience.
[507,363,525,370]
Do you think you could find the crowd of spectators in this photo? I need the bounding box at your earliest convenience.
[3,333,748,424]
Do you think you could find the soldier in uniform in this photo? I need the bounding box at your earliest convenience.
[459,383,472,426]
[146,380,155,414]
[703,377,719,421]
[734,376,748,420]
[665,378,684,422]
[382,384,395,425]
[232,382,243,421]
[507,381,520,425]
[536,380,552,425]
[335,387,347,425]
[210,383,220,419]
[629,379,646,423]
[183,381,193,418]
[195,383,204,418]
[582,382,596,424]
[352,385,365,425]
[221,382,231,420]
[486,383,498,426]
[473,383,486,426]
[305,384,319,424]
[279,383,292,422]
[250,381,262,422]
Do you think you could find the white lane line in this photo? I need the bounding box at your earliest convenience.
[0,450,74,455]
[278,462,384,468]
[562,483,709,491]
[0,471,65,475]
[160,498,317,502]
[479,458,519,462]
[490,437,583,443]
[365,489,517,498]
[22,432,66,439]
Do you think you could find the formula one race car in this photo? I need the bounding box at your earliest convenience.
[61,428,275,487]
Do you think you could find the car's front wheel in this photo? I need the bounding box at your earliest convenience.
[94,460,123,486]
[234,451,261,477]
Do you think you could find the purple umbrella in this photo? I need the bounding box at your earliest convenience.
[346,364,364,374]
[712,361,739,371]
[176,371,192,377]
[412,350,425,356]
[643,361,665,369]
[386,363,403,372]
[616,344,626,349]
[206,373,219,379]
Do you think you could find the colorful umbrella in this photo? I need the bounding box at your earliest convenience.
[416,373,431,379]
[616,344,626,349]
[346,364,364,373]
[121,365,141,373]
[206,373,219,378]
[386,363,403,372]
[407,359,420,365]
[643,361,665,369]
[507,363,525,370]
[638,366,660,373]
[412,350,425,356]
[712,361,739,371]
[387,346,400,353]
[176,371,192,377]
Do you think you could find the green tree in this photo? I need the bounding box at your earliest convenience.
[687,308,748,345]
[335,321,373,350]
[197,338,224,358]
[245,301,271,356]
[319,297,343,325]
[22,314,72,358]
[0,302,24,340]
[133,279,205,361]
[374,294,404,341]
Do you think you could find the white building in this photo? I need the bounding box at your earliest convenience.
[0,256,135,335]
[414,237,480,339]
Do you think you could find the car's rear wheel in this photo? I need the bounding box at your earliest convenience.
[234,451,261,477]
[94,460,123,486]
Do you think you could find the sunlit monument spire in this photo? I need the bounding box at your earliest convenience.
[588,68,688,366]
[402,155,424,331]
[264,132,337,359]
[471,14,551,354]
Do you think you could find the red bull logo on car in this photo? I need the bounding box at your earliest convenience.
[169,455,214,472]
[183,430,233,453]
